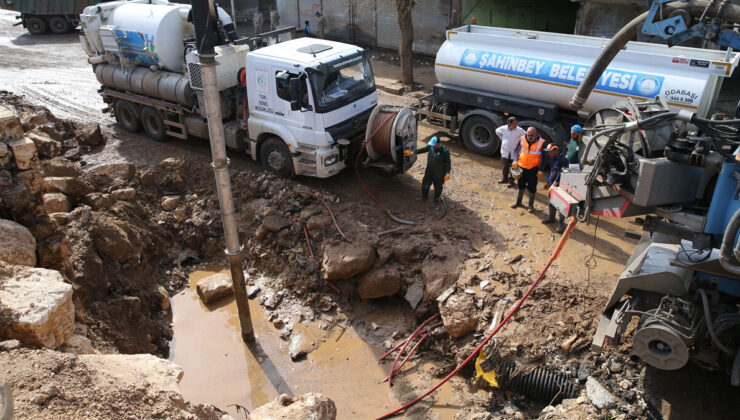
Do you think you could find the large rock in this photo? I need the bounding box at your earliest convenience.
[43,192,72,213]
[262,214,291,232]
[161,196,181,211]
[9,137,38,170]
[439,293,477,338]
[0,219,36,266]
[250,393,337,420]
[111,187,136,201]
[0,262,74,348]
[585,376,617,409]
[195,273,233,304]
[15,167,43,195]
[392,238,426,263]
[25,132,61,158]
[84,192,115,210]
[322,241,375,281]
[76,123,103,146]
[0,104,24,141]
[356,266,401,299]
[92,221,141,263]
[41,157,81,178]
[421,259,459,299]
[44,176,93,198]
[95,162,135,180]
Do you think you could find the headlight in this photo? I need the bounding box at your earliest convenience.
[324,154,339,166]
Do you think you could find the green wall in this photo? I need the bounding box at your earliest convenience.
[461,0,578,34]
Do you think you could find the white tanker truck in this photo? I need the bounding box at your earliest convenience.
[78,0,417,178]
[417,25,739,156]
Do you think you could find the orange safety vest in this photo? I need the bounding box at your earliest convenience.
[517,135,545,169]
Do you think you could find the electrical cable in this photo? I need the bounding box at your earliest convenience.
[375,217,578,419]
[698,288,736,355]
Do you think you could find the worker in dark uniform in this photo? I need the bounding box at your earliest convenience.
[541,143,570,233]
[405,136,451,206]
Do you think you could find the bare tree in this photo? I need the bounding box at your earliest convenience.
[395,0,415,85]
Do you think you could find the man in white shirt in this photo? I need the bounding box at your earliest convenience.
[495,116,526,187]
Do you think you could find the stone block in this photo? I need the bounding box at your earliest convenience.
[9,137,38,170]
[0,219,36,266]
[196,273,233,304]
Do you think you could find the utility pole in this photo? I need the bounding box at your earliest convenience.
[191,0,253,341]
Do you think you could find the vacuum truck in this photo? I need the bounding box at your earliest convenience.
[78,0,417,178]
[416,24,739,156]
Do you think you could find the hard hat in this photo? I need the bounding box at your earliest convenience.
[428,136,438,146]
[571,124,583,133]
[510,166,523,180]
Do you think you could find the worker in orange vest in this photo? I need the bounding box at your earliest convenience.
[511,127,545,212]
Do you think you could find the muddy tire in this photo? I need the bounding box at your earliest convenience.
[140,107,166,142]
[48,16,70,34]
[260,137,294,178]
[114,101,141,133]
[26,17,47,35]
[461,115,500,156]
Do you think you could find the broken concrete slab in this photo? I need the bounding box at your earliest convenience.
[195,273,233,304]
[40,157,81,178]
[421,259,459,300]
[25,132,61,158]
[250,393,337,420]
[374,76,405,95]
[9,137,38,170]
[95,162,136,181]
[585,376,617,409]
[0,219,37,266]
[43,192,72,213]
[322,241,375,281]
[0,262,74,348]
[0,104,24,141]
[76,123,103,146]
[43,176,93,198]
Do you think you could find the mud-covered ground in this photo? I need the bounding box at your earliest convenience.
[2,10,740,419]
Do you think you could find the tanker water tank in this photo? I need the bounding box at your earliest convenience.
[108,2,194,72]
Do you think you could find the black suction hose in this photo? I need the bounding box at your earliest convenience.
[719,207,740,276]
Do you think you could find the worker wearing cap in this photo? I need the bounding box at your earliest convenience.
[566,124,583,165]
[495,116,526,187]
[315,11,327,38]
[405,136,451,207]
[269,5,280,31]
[541,143,570,232]
[511,127,545,212]
[253,7,264,34]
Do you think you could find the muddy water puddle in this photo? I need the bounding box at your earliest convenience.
[170,267,460,419]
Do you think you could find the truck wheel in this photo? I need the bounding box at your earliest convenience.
[260,138,294,178]
[48,17,70,34]
[114,101,141,133]
[26,17,47,35]
[140,107,167,142]
[461,115,500,156]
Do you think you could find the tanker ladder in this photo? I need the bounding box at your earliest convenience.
[100,88,190,140]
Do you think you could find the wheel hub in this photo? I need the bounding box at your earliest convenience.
[471,124,491,146]
[267,150,287,171]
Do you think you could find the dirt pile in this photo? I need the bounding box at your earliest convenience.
[0,348,226,419]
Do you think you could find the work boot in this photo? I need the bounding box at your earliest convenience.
[508,180,516,188]
[542,205,556,224]
[527,193,536,213]
[556,216,566,233]
[417,194,427,201]
[430,198,440,208]
[497,178,508,184]
[511,189,524,209]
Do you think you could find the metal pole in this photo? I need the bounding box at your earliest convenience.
[230,0,237,32]
[198,52,253,341]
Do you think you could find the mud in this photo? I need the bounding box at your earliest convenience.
[3,10,740,419]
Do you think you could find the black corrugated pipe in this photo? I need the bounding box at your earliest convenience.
[719,207,740,276]
[192,0,217,57]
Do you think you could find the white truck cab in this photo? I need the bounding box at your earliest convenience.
[245,38,378,178]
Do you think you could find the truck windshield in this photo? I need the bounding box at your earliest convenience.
[310,57,375,112]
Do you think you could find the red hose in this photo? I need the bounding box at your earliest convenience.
[387,314,440,388]
[376,217,578,419]
[383,321,443,383]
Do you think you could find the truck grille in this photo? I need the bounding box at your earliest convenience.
[188,63,203,90]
